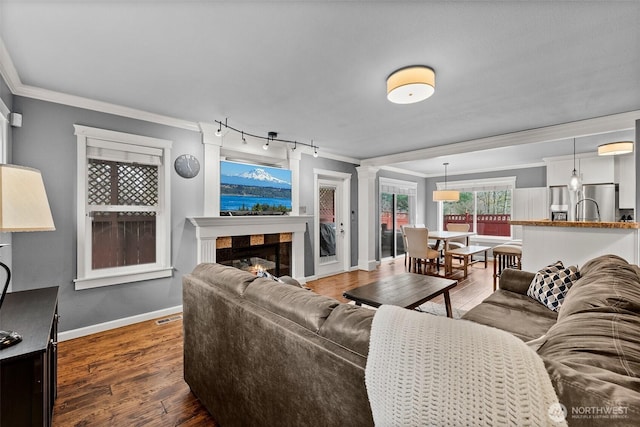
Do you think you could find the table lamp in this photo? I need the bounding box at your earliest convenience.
[0,164,55,349]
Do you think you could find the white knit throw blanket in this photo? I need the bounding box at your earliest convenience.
[365,305,567,427]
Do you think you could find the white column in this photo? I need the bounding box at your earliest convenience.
[200,122,223,216]
[357,165,379,271]
[288,148,302,215]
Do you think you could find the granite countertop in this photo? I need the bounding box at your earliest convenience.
[509,219,640,229]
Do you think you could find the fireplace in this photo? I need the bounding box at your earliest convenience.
[216,233,292,276]
[188,215,311,282]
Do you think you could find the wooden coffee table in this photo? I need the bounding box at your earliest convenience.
[343,273,458,317]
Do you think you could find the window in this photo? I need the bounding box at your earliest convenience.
[74,125,172,289]
[0,98,8,163]
[437,177,515,238]
[379,178,417,258]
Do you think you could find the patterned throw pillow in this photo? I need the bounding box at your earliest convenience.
[527,261,580,312]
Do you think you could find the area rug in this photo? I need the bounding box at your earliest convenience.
[347,300,467,319]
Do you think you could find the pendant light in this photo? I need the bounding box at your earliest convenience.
[568,138,581,192]
[433,163,460,202]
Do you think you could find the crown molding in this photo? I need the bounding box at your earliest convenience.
[312,149,360,165]
[2,35,361,162]
[362,111,640,168]
[1,35,201,132]
[379,165,428,178]
[16,84,200,132]
[425,161,547,178]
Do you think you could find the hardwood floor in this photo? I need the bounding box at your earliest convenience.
[306,257,494,312]
[53,259,494,426]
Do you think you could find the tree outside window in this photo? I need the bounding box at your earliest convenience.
[443,190,511,236]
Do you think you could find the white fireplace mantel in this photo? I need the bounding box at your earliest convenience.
[188,215,312,281]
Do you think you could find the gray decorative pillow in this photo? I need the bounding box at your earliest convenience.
[527,261,580,312]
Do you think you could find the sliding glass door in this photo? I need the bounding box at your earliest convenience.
[380,178,416,259]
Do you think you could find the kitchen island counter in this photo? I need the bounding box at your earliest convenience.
[511,220,639,271]
[510,219,639,229]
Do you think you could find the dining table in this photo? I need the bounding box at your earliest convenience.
[428,230,476,252]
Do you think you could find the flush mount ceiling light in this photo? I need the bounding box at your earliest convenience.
[433,162,459,202]
[597,141,634,156]
[387,65,435,104]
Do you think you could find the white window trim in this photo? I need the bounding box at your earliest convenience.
[74,125,173,290]
[0,97,9,163]
[436,176,516,236]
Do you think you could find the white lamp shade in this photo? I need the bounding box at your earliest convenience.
[433,190,460,202]
[387,66,435,104]
[0,164,55,232]
[597,141,634,156]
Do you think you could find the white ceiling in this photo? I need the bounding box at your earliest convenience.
[1,1,638,175]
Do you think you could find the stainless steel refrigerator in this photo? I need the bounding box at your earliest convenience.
[576,184,619,222]
[549,185,571,220]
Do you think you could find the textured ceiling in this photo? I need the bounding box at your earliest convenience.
[1,1,638,174]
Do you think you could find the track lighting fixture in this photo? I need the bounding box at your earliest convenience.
[215,118,227,137]
[212,119,321,158]
[264,131,277,150]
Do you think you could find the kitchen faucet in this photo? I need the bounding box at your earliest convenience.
[576,197,601,222]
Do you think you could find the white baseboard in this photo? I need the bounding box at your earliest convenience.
[58,305,183,342]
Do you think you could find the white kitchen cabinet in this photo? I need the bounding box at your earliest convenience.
[546,159,576,186]
[616,153,636,209]
[512,187,548,240]
[580,156,615,184]
[546,155,614,186]
[513,187,548,220]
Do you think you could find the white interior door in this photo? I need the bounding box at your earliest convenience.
[315,175,349,278]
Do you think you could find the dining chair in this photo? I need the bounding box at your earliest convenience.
[404,227,440,274]
[401,225,411,269]
[446,223,470,250]
[446,223,471,265]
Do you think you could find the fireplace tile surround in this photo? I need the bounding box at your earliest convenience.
[216,233,292,276]
[188,216,312,282]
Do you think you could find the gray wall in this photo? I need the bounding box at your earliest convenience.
[424,166,546,230]
[10,94,361,330]
[11,96,203,332]
[299,155,359,275]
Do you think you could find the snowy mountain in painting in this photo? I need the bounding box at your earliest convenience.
[238,168,291,186]
[221,167,291,189]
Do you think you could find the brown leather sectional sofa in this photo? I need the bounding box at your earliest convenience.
[463,254,640,426]
[182,263,376,427]
[183,254,640,426]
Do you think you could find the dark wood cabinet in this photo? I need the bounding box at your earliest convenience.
[0,287,59,427]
